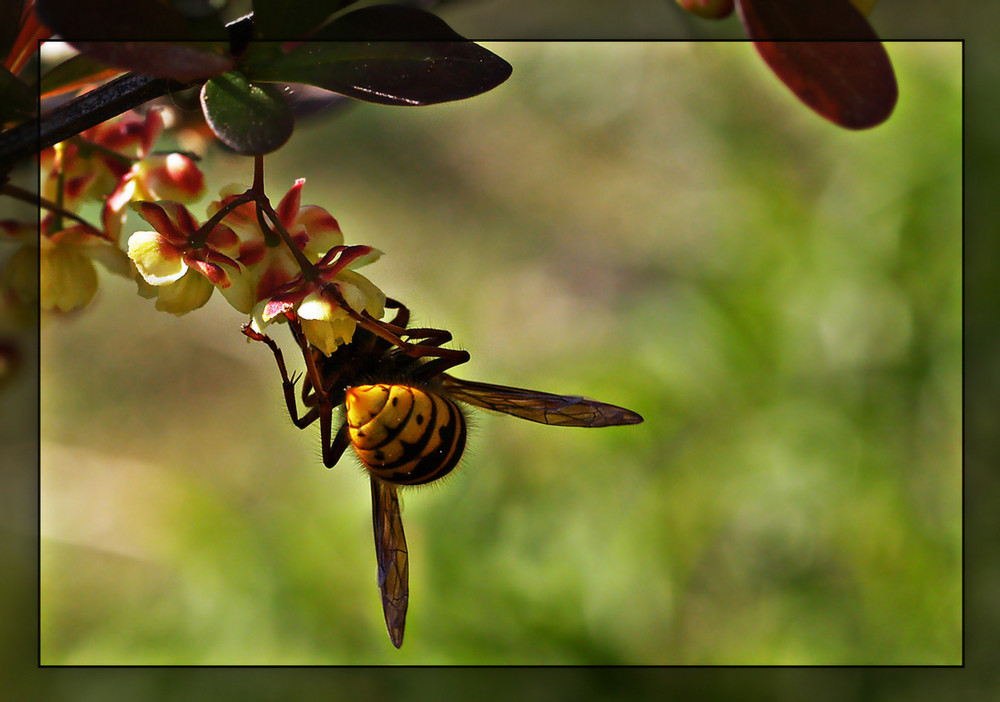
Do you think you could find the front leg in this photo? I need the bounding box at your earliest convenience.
[242,323,319,429]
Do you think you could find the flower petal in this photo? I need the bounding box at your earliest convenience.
[337,270,386,318]
[131,201,188,244]
[249,298,283,334]
[275,178,305,226]
[297,289,348,322]
[88,241,134,278]
[137,153,206,203]
[102,174,137,241]
[262,295,298,323]
[127,231,187,285]
[40,244,98,311]
[332,281,367,314]
[135,276,159,300]
[218,264,258,314]
[345,247,382,271]
[316,244,376,279]
[203,222,240,256]
[297,204,343,257]
[184,255,231,288]
[301,317,357,355]
[153,269,215,315]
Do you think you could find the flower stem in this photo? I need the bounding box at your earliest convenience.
[0,72,189,170]
[259,198,319,282]
[250,156,280,247]
[250,156,318,281]
[52,143,66,231]
[2,182,96,230]
[192,190,255,248]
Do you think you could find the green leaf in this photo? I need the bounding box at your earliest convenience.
[0,65,34,121]
[241,6,511,107]
[251,0,362,40]
[199,70,294,155]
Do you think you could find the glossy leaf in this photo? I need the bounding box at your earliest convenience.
[36,0,233,80]
[252,0,362,40]
[242,6,511,107]
[200,70,294,155]
[65,41,233,82]
[275,84,352,122]
[737,0,897,129]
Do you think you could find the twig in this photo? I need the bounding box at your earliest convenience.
[0,72,192,170]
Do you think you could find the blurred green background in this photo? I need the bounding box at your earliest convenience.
[38,42,960,665]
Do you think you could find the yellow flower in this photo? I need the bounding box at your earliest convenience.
[36,224,131,312]
[207,179,346,314]
[127,201,240,315]
[252,246,385,354]
[297,270,387,355]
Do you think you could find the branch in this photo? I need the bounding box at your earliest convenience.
[1,182,95,228]
[0,72,192,171]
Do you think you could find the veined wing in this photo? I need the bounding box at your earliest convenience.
[371,476,408,648]
[438,375,643,428]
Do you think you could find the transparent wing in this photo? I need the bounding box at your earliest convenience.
[439,374,643,428]
[371,476,408,648]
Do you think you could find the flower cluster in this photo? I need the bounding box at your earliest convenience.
[127,200,240,315]
[2,210,132,313]
[254,243,385,355]
[2,109,386,351]
[128,179,385,352]
[3,110,205,312]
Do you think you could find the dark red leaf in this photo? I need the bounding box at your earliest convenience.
[67,42,233,82]
[36,0,232,80]
[736,0,897,129]
[241,6,511,107]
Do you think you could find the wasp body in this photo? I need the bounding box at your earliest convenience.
[244,298,641,647]
[345,383,467,486]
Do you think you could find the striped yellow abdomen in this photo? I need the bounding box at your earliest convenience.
[345,384,466,486]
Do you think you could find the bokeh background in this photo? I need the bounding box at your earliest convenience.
[37,42,961,666]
